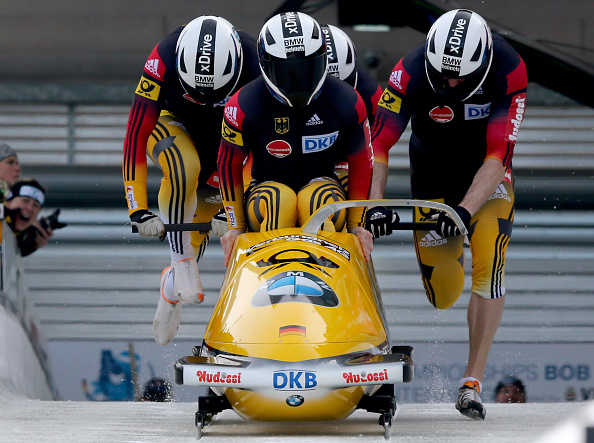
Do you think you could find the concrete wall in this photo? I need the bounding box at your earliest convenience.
[0,0,592,85]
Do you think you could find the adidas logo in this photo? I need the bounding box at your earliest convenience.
[419,232,446,247]
[225,106,238,126]
[306,114,323,126]
[145,59,161,78]
[488,184,512,202]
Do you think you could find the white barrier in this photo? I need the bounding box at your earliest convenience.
[0,222,55,400]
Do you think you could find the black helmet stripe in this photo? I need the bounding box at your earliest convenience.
[323,27,337,63]
[196,18,218,77]
[345,44,353,64]
[444,9,472,58]
[265,27,275,45]
[223,52,233,75]
[311,23,319,39]
[281,12,303,38]
[470,39,483,61]
[179,48,187,73]
[428,32,436,54]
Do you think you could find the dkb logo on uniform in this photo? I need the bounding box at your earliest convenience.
[301,131,338,153]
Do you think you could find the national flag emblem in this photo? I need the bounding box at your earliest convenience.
[275,117,290,134]
[279,325,306,337]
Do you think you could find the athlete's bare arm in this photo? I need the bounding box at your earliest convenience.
[459,158,506,215]
[370,162,389,200]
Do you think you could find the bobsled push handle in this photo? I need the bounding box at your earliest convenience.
[301,199,468,235]
[131,222,212,234]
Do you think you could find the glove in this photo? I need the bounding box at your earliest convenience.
[435,206,472,237]
[130,210,165,241]
[211,209,229,237]
[365,206,400,239]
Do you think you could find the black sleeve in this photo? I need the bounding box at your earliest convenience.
[17,227,40,257]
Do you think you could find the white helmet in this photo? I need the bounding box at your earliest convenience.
[258,12,327,107]
[176,16,243,104]
[425,9,493,101]
[321,24,358,87]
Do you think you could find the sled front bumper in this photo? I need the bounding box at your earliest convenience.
[174,350,413,389]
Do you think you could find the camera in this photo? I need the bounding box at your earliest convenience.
[40,208,67,231]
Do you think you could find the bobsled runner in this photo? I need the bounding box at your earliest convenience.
[173,199,467,439]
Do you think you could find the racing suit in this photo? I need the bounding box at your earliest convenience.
[335,67,383,191]
[218,75,373,233]
[122,26,260,260]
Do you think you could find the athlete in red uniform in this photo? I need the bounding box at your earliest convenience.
[321,24,382,192]
[122,16,259,346]
[367,9,527,419]
[217,12,373,266]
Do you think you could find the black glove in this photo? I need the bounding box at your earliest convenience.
[130,210,165,241]
[365,206,400,239]
[435,206,472,237]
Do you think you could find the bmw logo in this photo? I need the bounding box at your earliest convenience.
[286,395,304,407]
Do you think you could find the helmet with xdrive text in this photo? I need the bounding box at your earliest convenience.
[176,16,243,104]
[258,12,327,107]
[321,24,358,87]
[425,9,493,101]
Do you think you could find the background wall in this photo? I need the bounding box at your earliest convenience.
[0,0,592,92]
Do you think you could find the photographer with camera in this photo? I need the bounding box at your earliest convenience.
[3,179,67,256]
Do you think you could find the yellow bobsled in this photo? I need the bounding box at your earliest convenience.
[173,199,466,439]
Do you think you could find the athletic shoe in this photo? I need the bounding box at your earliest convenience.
[153,267,182,346]
[172,258,205,304]
[455,381,486,420]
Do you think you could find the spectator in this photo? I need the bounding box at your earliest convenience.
[142,377,173,402]
[495,376,526,403]
[3,179,66,256]
[0,143,21,201]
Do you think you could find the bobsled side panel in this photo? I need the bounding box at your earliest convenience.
[203,229,390,361]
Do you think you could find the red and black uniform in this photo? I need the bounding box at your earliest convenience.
[354,67,383,126]
[122,26,259,258]
[218,75,373,232]
[372,34,527,204]
[334,66,382,190]
[371,34,527,306]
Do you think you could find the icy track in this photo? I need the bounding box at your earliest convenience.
[1,384,592,443]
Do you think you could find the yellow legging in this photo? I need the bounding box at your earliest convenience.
[147,111,221,261]
[412,180,515,309]
[245,178,347,232]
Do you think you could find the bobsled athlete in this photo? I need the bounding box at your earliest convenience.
[209,22,382,236]
[366,9,527,419]
[320,23,382,192]
[217,12,373,267]
[122,16,260,346]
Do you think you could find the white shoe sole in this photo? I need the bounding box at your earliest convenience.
[153,267,182,346]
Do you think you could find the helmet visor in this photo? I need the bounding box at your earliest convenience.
[262,53,327,106]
